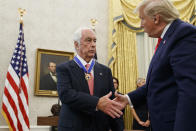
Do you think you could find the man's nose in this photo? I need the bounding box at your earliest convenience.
[91,41,96,47]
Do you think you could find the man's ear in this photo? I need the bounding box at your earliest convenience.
[154,14,160,24]
[74,41,79,49]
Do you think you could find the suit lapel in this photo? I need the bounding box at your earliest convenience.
[146,40,164,87]
[146,19,180,88]
[70,60,90,93]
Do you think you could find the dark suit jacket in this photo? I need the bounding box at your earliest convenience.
[57,60,123,131]
[40,73,57,91]
[128,19,196,131]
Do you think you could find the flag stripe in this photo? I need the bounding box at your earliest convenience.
[8,66,20,86]
[18,93,29,128]
[7,72,19,95]
[2,101,17,131]
[20,75,29,104]
[4,87,23,131]
[7,71,29,129]
[5,76,29,131]
[7,71,29,116]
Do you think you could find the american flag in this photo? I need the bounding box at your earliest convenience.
[1,23,30,131]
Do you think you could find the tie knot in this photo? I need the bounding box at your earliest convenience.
[85,64,90,70]
[154,38,163,53]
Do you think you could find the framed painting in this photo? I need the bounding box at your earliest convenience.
[34,48,74,96]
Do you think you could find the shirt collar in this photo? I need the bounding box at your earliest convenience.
[50,72,56,76]
[76,55,93,66]
[161,21,173,39]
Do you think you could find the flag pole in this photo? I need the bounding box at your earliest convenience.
[90,18,98,60]
[18,8,26,24]
[90,18,97,32]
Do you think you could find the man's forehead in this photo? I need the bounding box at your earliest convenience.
[82,29,95,35]
[82,30,96,39]
[49,62,56,66]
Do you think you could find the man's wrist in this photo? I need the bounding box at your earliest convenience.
[125,94,133,108]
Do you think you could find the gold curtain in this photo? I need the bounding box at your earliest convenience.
[173,0,196,25]
[190,0,196,25]
[108,0,196,129]
[108,0,143,129]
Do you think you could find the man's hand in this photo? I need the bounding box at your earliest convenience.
[97,92,123,118]
[113,91,129,109]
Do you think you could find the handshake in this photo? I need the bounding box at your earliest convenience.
[97,91,129,118]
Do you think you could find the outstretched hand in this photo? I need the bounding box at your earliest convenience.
[113,91,129,109]
[97,92,124,118]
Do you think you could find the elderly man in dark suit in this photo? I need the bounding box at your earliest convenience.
[115,0,196,131]
[56,27,124,131]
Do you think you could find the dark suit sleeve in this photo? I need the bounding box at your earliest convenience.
[170,37,196,131]
[127,85,147,107]
[56,63,99,114]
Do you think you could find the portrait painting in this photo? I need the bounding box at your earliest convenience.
[34,48,74,96]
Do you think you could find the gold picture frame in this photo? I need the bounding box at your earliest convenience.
[34,48,74,96]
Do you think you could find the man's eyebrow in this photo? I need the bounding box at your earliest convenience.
[85,37,96,40]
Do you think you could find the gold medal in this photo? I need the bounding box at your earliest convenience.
[85,73,91,80]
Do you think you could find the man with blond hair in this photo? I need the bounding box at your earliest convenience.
[115,0,196,131]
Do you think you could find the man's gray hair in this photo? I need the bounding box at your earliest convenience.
[73,27,94,45]
[135,0,179,23]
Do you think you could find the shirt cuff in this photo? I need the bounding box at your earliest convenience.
[95,106,98,111]
[125,94,133,108]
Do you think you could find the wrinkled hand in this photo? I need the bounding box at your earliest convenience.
[113,91,129,110]
[97,92,123,118]
[144,120,150,127]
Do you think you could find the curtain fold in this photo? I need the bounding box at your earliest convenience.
[108,0,196,129]
[173,0,195,23]
[108,0,140,129]
[113,23,138,129]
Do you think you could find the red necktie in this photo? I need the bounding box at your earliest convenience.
[85,64,94,95]
[154,38,162,53]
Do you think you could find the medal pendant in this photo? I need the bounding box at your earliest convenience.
[85,73,91,80]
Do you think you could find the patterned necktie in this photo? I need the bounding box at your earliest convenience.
[85,64,94,95]
[154,38,162,53]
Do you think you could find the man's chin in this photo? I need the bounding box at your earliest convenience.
[89,53,95,56]
[88,55,95,59]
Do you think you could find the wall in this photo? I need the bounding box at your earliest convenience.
[0,0,108,127]
[136,33,157,78]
